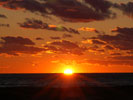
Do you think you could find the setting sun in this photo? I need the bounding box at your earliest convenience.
[64,69,73,75]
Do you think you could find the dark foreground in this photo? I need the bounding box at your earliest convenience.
[0,86,133,100]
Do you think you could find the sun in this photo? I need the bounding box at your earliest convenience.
[64,69,73,75]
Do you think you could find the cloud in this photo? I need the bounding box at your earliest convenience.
[0,14,7,18]
[35,37,44,40]
[78,27,99,33]
[89,27,133,51]
[0,36,44,56]
[18,18,48,29]
[111,27,133,50]
[103,45,114,50]
[82,39,106,45]
[109,56,133,60]
[0,0,115,22]
[0,23,9,27]
[84,0,112,12]
[47,0,115,22]
[87,45,105,53]
[83,26,133,60]
[110,53,121,56]
[18,18,79,34]
[1,36,35,45]
[44,40,87,55]
[91,39,106,45]
[48,25,79,34]
[127,51,133,54]
[0,0,47,15]
[111,27,133,34]
[114,2,133,18]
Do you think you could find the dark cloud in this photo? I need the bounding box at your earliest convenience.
[111,27,133,50]
[90,27,133,51]
[0,0,47,16]
[127,51,133,54]
[82,39,106,45]
[104,45,114,50]
[111,27,133,34]
[114,2,133,18]
[44,45,58,52]
[46,0,115,22]
[18,18,79,34]
[88,45,105,53]
[0,36,44,56]
[88,45,99,51]
[91,39,106,45]
[35,37,44,40]
[85,0,112,12]
[50,36,61,40]
[0,14,7,18]
[109,56,133,60]
[0,23,9,27]
[18,18,48,29]
[44,40,87,55]
[1,36,35,45]
[0,0,115,22]
[110,53,121,56]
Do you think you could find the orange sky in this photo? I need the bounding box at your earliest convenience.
[0,0,133,73]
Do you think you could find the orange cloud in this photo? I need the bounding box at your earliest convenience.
[82,39,93,44]
[82,39,106,45]
[44,40,87,55]
[48,25,57,28]
[78,27,99,33]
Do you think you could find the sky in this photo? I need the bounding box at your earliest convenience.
[0,0,133,73]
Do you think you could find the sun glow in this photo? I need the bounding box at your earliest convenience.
[64,69,73,75]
